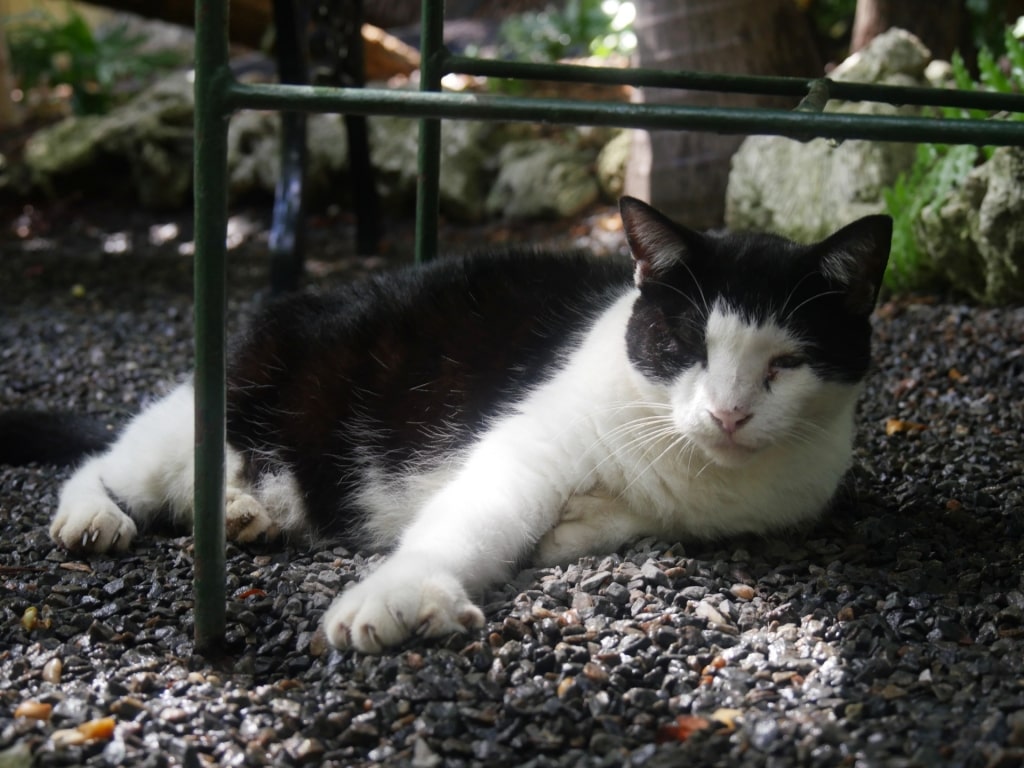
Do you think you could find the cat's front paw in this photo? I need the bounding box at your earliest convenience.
[322,555,484,653]
[50,495,137,553]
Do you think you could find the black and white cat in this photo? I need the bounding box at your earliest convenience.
[20,197,892,653]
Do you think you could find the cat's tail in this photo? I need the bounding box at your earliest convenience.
[0,411,119,466]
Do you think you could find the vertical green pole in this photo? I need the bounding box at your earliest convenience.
[192,0,229,653]
[414,0,445,263]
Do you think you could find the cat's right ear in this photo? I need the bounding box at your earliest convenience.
[813,214,893,315]
[620,196,700,288]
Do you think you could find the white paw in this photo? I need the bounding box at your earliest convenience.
[322,555,485,654]
[50,495,137,553]
[225,489,280,543]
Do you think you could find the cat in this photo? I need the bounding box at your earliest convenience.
[5,197,891,654]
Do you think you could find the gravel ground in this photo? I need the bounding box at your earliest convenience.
[1,203,1023,767]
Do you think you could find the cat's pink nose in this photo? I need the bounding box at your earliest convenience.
[708,409,753,434]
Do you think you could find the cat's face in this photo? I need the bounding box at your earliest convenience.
[620,197,892,467]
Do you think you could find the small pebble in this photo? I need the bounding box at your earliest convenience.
[41,657,62,684]
[730,583,755,601]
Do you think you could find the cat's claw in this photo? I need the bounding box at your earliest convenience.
[323,555,484,654]
[51,496,137,553]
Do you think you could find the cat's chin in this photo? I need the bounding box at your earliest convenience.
[698,438,762,469]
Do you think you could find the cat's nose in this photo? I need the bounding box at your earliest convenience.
[708,409,753,434]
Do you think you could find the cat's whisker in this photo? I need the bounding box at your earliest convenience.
[616,432,696,501]
[781,416,831,442]
[777,271,818,320]
[694,456,717,479]
[555,403,676,452]
[784,289,846,319]
[570,416,680,494]
[622,431,684,482]
[565,416,675,459]
[782,421,832,449]
[665,256,713,317]
[645,273,709,318]
[576,421,677,481]
[552,401,674,441]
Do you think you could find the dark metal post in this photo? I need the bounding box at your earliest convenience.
[269,0,310,294]
[192,0,230,653]
[414,0,446,263]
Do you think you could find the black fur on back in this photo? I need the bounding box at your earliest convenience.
[225,250,632,532]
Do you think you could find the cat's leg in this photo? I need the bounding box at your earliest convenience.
[325,491,654,652]
[50,382,286,552]
[322,426,573,653]
[50,383,198,552]
[50,380,299,548]
[533,493,654,567]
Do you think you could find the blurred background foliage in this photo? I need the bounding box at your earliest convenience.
[494,0,636,62]
[5,3,184,116]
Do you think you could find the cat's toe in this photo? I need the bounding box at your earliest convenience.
[322,558,483,653]
[50,496,137,553]
[415,582,485,639]
[321,584,400,654]
[225,492,280,543]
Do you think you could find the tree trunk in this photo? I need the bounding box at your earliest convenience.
[850,0,971,61]
[624,0,821,229]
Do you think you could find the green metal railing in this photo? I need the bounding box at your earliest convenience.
[192,0,1024,651]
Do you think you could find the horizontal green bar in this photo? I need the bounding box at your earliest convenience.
[823,78,1024,112]
[444,54,807,98]
[442,55,1024,114]
[226,80,1024,146]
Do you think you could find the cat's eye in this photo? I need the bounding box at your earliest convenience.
[770,355,805,370]
[765,354,805,387]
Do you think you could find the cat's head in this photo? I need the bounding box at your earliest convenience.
[620,196,891,468]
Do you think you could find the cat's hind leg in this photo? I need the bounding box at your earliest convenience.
[50,381,297,552]
[50,383,198,553]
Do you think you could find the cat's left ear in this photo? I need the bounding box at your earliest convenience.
[813,214,892,315]
[620,196,703,288]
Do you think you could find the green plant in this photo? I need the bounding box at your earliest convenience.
[6,5,184,116]
[966,0,1023,59]
[882,143,978,292]
[496,0,636,64]
[882,23,1024,292]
